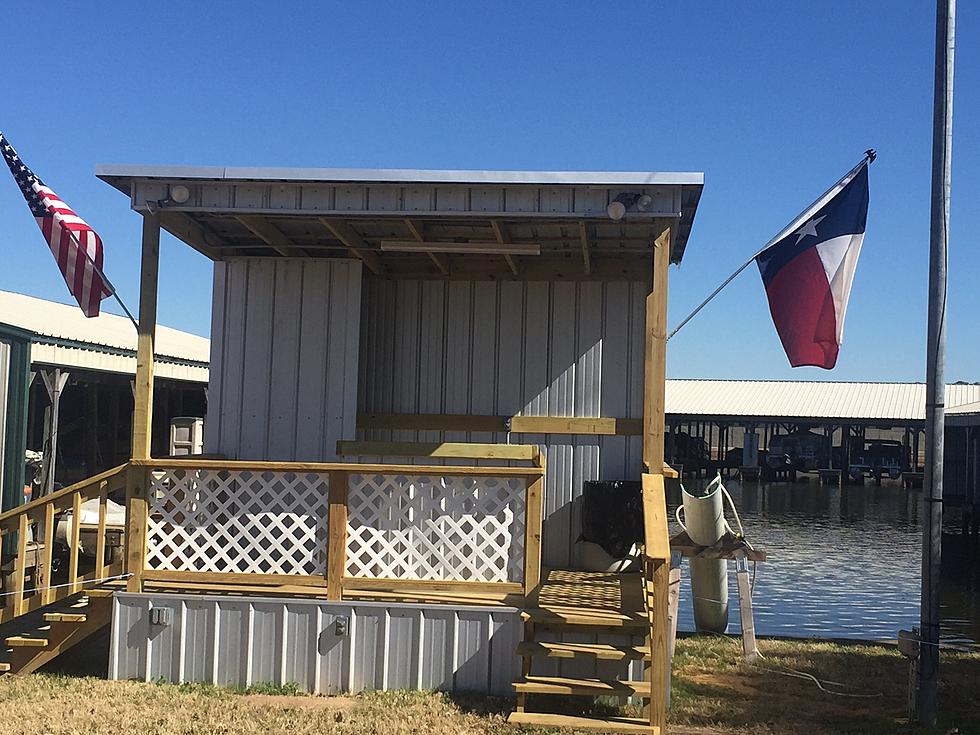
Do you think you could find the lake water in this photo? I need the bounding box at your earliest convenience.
[665,478,980,645]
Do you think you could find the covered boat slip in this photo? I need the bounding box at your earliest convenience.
[0,165,701,734]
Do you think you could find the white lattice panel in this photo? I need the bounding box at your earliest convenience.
[146,469,329,575]
[345,474,526,583]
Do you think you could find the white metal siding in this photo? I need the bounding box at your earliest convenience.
[110,592,522,696]
[206,259,362,460]
[358,279,648,568]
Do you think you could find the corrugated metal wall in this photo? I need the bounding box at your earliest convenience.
[207,259,362,460]
[110,592,522,696]
[358,279,648,568]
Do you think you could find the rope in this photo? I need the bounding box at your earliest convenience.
[0,572,132,599]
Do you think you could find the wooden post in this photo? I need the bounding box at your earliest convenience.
[523,471,544,598]
[326,470,349,600]
[40,502,56,605]
[132,214,160,461]
[94,481,109,581]
[11,513,29,617]
[124,465,149,592]
[67,491,82,593]
[643,220,672,473]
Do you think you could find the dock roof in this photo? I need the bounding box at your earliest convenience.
[0,290,209,383]
[665,379,980,425]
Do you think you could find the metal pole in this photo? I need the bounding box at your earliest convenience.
[918,0,955,725]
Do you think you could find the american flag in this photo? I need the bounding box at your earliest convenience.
[1,133,111,317]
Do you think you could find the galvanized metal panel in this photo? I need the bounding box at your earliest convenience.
[664,380,980,422]
[358,280,647,568]
[112,593,522,696]
[207,258,362,460]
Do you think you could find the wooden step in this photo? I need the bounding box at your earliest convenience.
[517,641,650,661]
[507,711,658,733]
[44,612,87,623]
[522,607,648,630]
[513,675,650,697]
[6,636,49,649]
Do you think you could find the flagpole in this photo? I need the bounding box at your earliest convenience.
[918,0,954,725]
[77,245,140,332]
[667,150,876,341]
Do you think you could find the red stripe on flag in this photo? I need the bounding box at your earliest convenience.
[763,248,839,369]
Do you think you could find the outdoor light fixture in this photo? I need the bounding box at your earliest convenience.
[170,185,191,204]
[144,184,192,213]
[381,240,541,256]
[636,194,654,212]
[606,192,640,220]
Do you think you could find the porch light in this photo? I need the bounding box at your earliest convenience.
[380,240,541,256]
[606,192,640,220]
[170,185,190,204]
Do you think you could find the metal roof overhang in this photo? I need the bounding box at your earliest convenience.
[96,165,703,280]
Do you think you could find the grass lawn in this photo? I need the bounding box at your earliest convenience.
[1,637,976,734]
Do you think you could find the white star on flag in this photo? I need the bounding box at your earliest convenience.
[793,215,826,244]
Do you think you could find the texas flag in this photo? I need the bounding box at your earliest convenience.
[755,162,870,369]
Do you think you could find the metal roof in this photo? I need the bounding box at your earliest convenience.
[96,164,704,270]
[665,379,980,424]
[0,290,209,383]
[95,164,704,188]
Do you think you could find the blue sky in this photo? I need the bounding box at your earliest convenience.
[1,2,976,382]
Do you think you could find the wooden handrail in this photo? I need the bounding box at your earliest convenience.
[336,440,543,466]
[134,458,544,478]
[0,463,128,527]
[1,462,128,625]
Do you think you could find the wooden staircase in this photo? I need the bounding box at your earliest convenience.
[508,474,672,734]
[1,589,114,675]
[508,569,661,733]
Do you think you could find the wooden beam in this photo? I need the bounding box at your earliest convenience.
[578,221,592,275]
[643,220,671,472]
[491,220,521,275]
[355,412,645,436]
[157,212,221,259]
[337,440,541,463]
[235,215,307,257]
[358,412,507,433]
[405,219,449,274]
[318,218,384,274]
[132,213,160,461]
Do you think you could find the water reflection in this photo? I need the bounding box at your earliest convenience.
[666,477,978,643]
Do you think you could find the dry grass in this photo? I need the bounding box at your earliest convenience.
[0,637,976,734]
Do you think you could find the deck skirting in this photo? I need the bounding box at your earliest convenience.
[109,592,522,695]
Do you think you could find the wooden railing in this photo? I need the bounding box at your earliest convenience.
[640,472,671,733]
[0,445,545,624]
[128,453,545,602]
[0,464,128,624]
